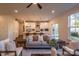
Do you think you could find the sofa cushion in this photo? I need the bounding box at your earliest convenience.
[38,35,43,41]
[28,35,33,40]
[41,41,49,46]
[27,41,41,46]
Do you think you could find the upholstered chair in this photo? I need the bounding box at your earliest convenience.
[0,39,23,56]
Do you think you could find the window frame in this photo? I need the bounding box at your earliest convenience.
[68,13,79,41]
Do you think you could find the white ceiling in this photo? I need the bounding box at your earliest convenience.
[0,3,78,22]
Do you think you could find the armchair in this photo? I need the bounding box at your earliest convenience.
[62,41,79,56]
[0,39,23,56]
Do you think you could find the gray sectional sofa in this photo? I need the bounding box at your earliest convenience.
[26,35,51,49]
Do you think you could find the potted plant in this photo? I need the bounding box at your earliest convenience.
[48,39,57,48]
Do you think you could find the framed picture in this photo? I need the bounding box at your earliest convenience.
[36,22,40,32]
[45,28,49,31]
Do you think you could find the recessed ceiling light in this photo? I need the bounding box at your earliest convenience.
[33,3,37,4]
[14,9,18,13]
[52,10,55,13]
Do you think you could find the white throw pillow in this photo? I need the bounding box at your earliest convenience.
[38,35,43,41]
[28,35,33,42]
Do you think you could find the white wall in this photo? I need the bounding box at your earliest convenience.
[19,23,24,35]
[8,19,19,40]
[49,6,79,41]
[0,15,19,41]
[0,16,8,40]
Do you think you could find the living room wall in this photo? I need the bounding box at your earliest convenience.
[0,15,19,41]
[0,15,8,40]
[8,18,19,40]
[49,6,79,41]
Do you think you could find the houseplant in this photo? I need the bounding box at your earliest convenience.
[48,39,57,48]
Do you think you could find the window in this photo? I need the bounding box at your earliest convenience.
[68,13,79,41]
[51,24,59,40]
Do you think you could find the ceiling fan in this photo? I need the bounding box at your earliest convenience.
[26,3,42,9]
